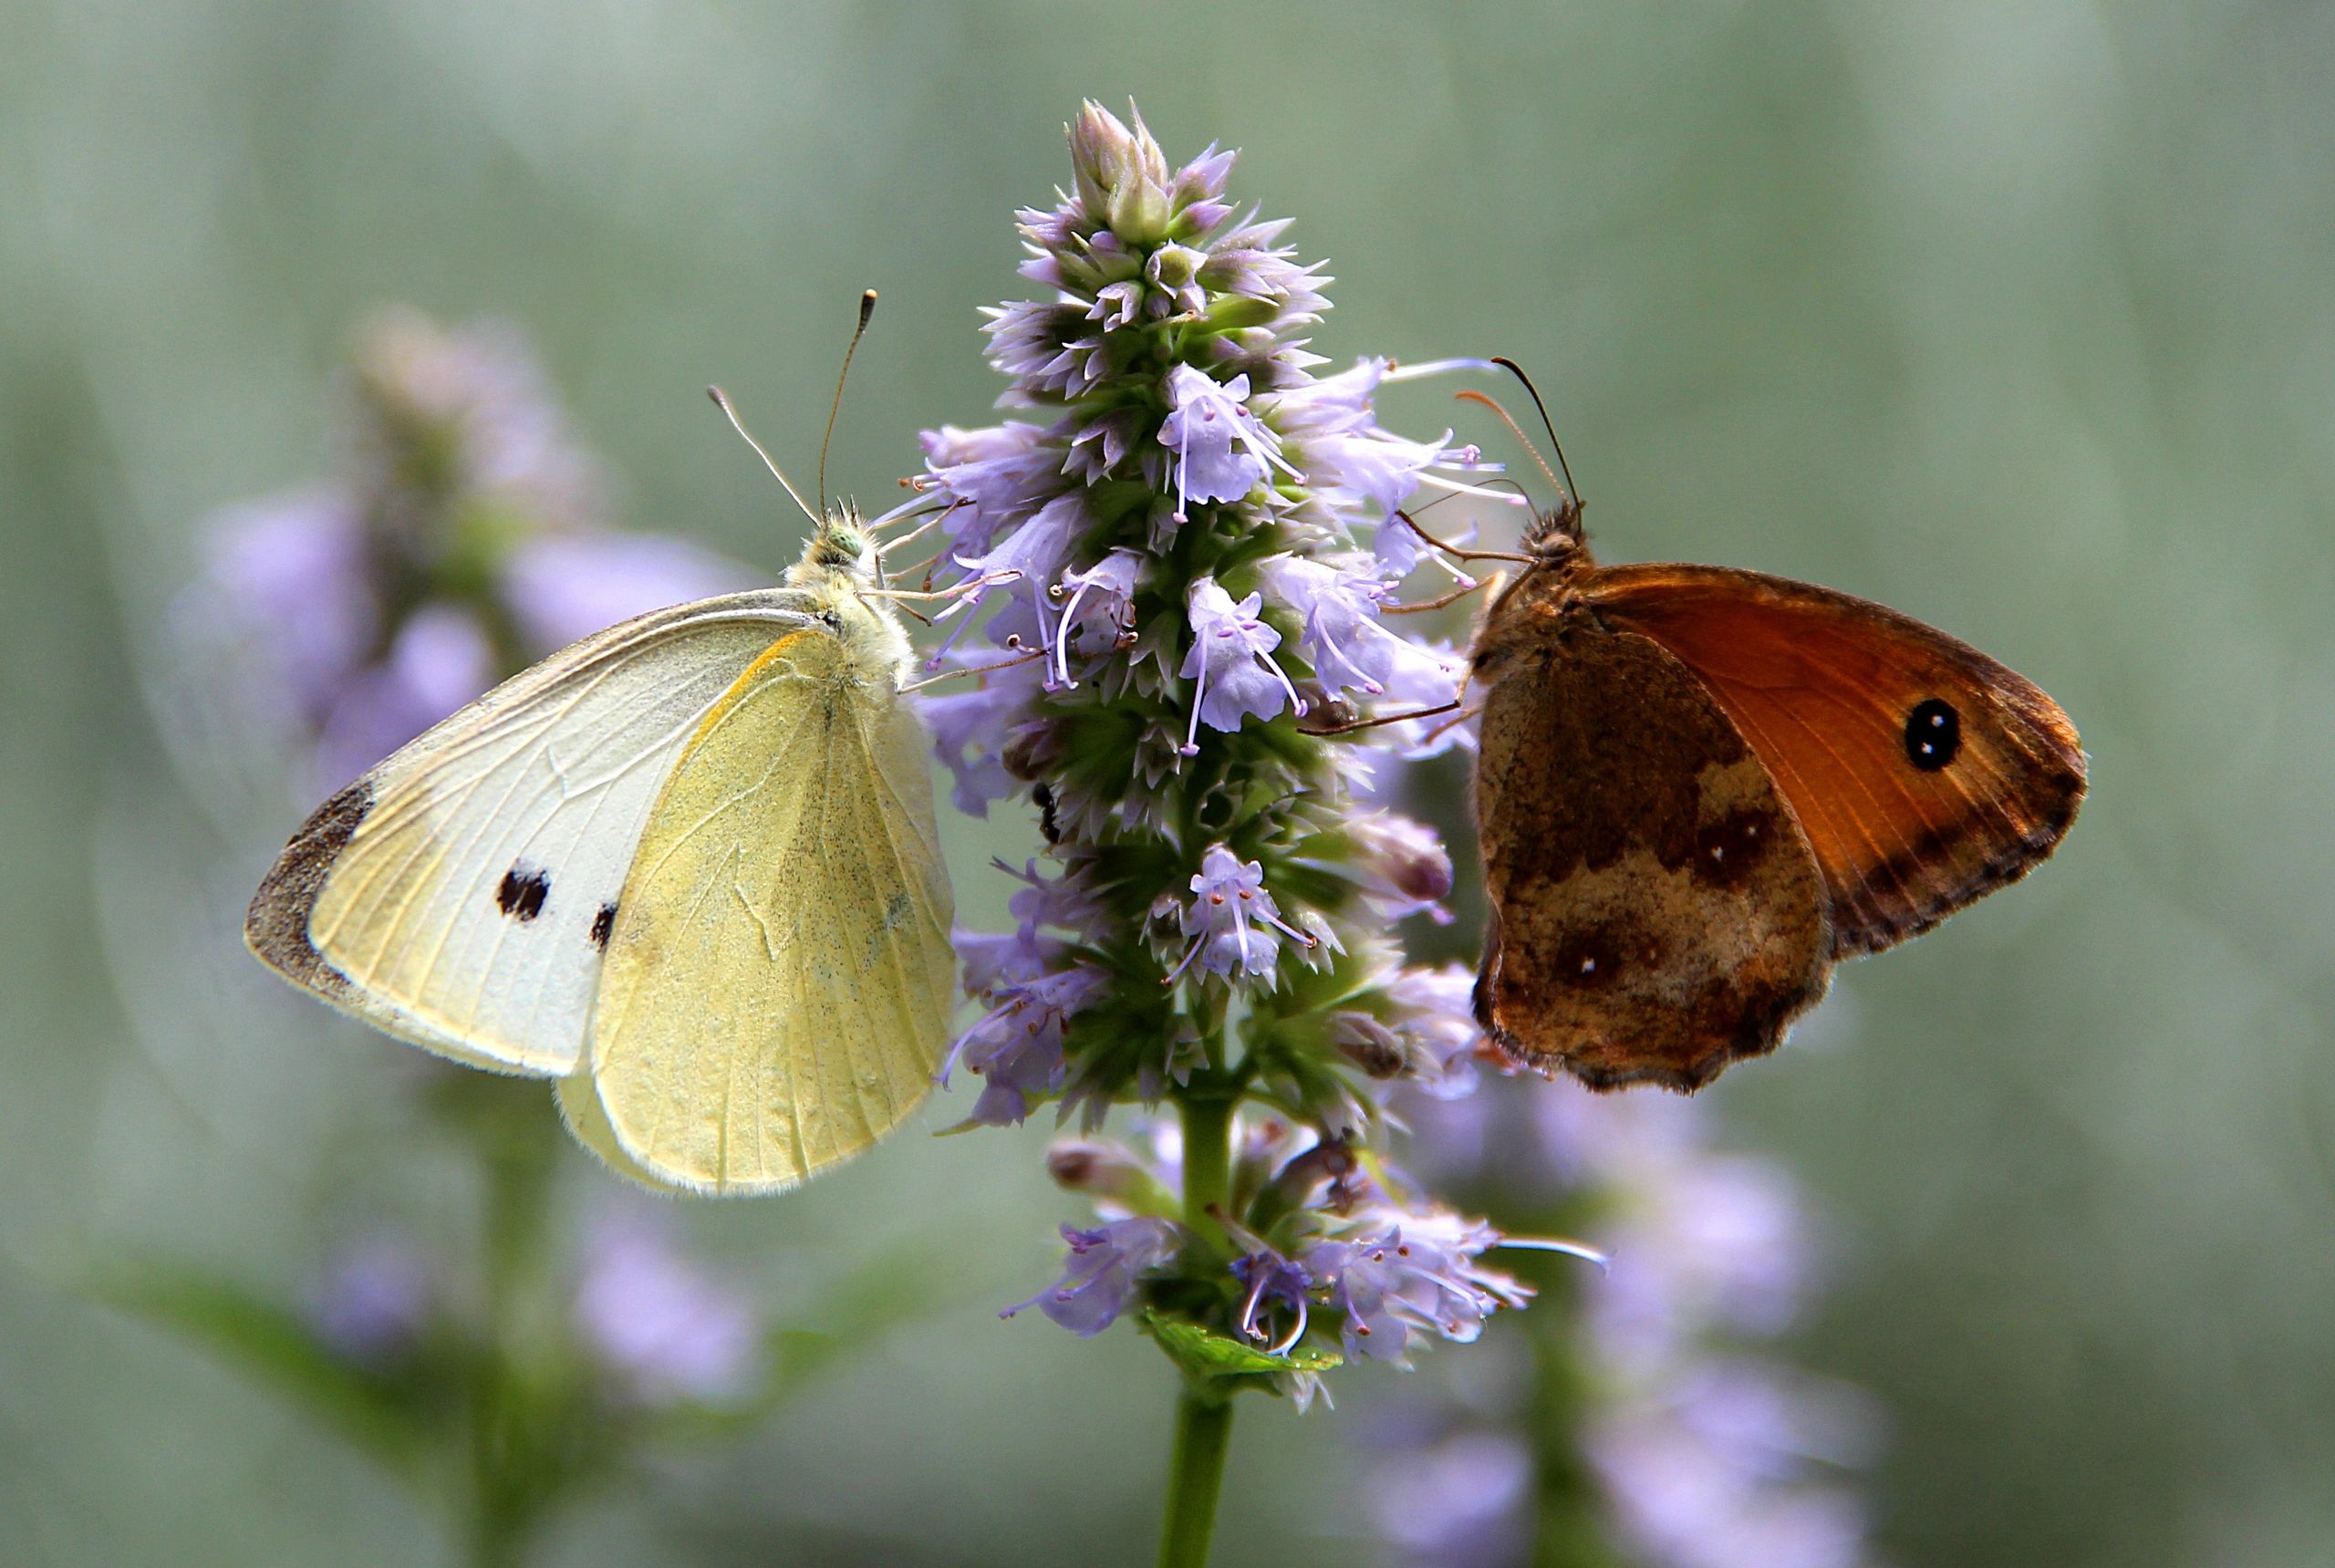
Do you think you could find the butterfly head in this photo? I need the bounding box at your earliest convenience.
[1521,490,1587,565]
[803,504,876,579]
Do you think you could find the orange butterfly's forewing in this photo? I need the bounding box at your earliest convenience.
[1585,564,2087,956]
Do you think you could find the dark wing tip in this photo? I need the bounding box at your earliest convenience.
[244,778,373,988]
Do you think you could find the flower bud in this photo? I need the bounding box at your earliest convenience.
[1047,1139,1164,1208]
[1331,1011,1406,1078]
[1067,101,1173,245]
[1350,813,1455,910]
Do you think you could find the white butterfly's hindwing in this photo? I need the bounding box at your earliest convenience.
[245,591,820,1075]
[581,627,957,1194]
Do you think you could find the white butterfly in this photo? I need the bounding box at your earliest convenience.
[246,509,957,1195]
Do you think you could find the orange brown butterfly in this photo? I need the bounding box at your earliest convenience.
[1406,363,2085,1092]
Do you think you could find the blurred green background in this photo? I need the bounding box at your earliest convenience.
[4,1,2331,1563]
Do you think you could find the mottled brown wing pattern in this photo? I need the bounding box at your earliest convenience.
[1587,565,2087,957]
[1472,622,1832,1090]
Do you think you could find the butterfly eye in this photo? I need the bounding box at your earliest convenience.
[1904,698,1961,772]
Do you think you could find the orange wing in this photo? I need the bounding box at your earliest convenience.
[1587,563,2086,956]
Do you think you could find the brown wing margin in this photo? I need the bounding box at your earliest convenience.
[1587,563,2086,956]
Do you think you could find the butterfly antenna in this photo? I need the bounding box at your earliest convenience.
[706,385,818,526]
[1489,357,1580,507]
[818,288,878,519]
[1456,390,1564,493]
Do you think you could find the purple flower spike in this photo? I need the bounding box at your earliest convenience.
[1004,1217,1183,1336]
[905,106,1624,1427]
[1178,578,1305,753]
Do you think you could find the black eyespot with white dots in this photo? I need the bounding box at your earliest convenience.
[495,866,551,921]
[1904,698,1961,772]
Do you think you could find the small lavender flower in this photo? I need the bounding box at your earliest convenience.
[1171,845,1313,981]
[1259,555,1462,708]
[1161,366,1281,519]
[1303,1214,1531,1366]
[1002,1218,1184,1337]
[1178,579,1306,751]
[940,961,1110,1127]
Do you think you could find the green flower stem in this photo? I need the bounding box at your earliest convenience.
[1156,1386,1236,1568]
[1527,1320,1620,1568]
[1512,1241,1622,1568]
[1157,1084,1238,1568]
[1179,1089,1234,1225]
[441,1075,565,1568]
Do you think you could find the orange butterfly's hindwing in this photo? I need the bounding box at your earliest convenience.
[1471,583,1832,1091]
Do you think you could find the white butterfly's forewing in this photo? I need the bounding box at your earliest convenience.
[246,591,815,1075]
[582,626,956,1193]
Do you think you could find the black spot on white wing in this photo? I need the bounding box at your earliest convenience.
[495,866,552,922]
[590,901,617,948]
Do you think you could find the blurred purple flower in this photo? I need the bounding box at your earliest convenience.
[1370,1072,1878,1567]
[499,533,753,654]
[1365,1429,1533,1568]
[574,1214,762,1406]
[181,309,754,797]
[311,1232,435,1365]
[311,604,496,792]
[1593,1398,1869,1568]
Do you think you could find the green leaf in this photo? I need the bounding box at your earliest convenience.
[1143,1311,1342,1381]
[91,1259,438,1478]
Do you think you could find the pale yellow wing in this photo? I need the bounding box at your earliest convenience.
[245,592,815,1075]
[579,628,957,1194]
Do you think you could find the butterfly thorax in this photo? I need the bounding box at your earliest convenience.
[781,507,916,689]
